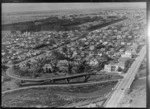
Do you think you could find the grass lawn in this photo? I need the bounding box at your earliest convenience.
[2,81,117,107]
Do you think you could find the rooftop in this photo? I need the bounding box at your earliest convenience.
[118,57,130,62]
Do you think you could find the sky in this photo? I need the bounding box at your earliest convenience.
[2,3,146,13]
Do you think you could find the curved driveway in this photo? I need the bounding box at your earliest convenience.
[6,67,98,81]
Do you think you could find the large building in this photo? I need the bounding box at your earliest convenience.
[121,51,132,59]
[104,62,119,73]
[104,56,130,73]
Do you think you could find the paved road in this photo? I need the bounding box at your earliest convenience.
[104,45,146,107]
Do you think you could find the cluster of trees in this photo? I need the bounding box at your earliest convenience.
[13,60,90,78]
[2,65,9,71]
[2,15,104,32]
[13,49,111,78]
[87,17,126,31]
[14,56,110,78]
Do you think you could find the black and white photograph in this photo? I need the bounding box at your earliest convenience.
[1,2,147,108]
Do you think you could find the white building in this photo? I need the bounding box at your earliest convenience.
[104,65,111,72]
[121,51,132,59]
[104,64,119,72]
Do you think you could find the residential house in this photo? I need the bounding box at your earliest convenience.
[121,50,132,59]
[104,62,119,72]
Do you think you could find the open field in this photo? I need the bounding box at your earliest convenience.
[2,81,117,107]
[2,79,19,92]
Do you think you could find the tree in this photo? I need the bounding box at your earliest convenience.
[77,60,87,73]
[38,68,43,74]
[26,62,31,69]
[125,59,131,68]
[52,51,66,60]
[57,60,69,75]
[62,46,68,54]
[20,68,30,77]
[68,62,73,75]
[2,65,9,71]
[118,67,123,72]
[13,65,20,70]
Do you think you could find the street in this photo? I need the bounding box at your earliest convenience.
[105,45,146,107]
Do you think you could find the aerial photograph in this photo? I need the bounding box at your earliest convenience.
[2,3,146,108]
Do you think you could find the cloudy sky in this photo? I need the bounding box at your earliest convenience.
[2,3,146,13]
